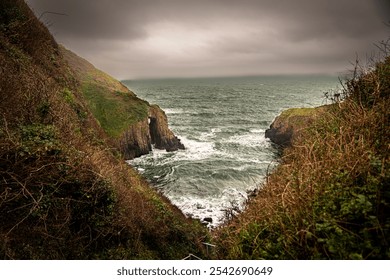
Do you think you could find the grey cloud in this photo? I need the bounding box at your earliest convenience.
[28,0,151,40]
[27,0,390,79]
[29,0,385,41]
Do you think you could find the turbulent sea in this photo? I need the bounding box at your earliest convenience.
[123,76,338,227]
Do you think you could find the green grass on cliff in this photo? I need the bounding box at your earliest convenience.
[215,50,390,259]
[278,107,328,126]
[279,107,317,117]
[60,47,149,139]
[81,78,149,138]
[275,107,326,133]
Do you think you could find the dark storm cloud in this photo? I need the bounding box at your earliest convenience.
[375,0,390,20]
[27,0,150,40]
[27,0,390,79]
[27,0,386,39]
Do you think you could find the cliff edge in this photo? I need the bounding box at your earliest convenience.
[265,106,327,147]
[149,105,185,151]
[61,46,184,159]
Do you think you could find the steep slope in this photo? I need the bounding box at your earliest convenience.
[216,55,390,259]
[0,0,207,259]
[61,47,184,159]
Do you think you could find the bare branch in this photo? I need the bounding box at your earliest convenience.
[38,11,68,21]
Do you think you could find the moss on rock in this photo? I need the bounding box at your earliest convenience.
[265,106,328,147]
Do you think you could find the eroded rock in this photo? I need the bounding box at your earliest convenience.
[119,118,152,159]
[119,105,185,160]
[148,105,185,152]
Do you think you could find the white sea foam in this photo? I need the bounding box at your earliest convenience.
[198,127,221,141]
[225,130,268,148]
[175,135,219,161]
[164,108,185,115]
[250,128,266,133]
[169,185,254,228]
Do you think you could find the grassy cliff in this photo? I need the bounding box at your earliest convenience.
[0,0,207,259]
[265,106,327,147]
[60,46,184,159]
[216,52,390,259]
[61,46,149,139]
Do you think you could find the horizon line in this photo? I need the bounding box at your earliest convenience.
[120,72,345,82]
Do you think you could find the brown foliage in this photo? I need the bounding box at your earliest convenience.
[1,0,208,259]
[215,51,390,259]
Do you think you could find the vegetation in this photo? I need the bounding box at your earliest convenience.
[0,0,208,259]
[215,44,390,259]
[60,46,150,139]
[81,80,149,138]
[2,0,388,260]
[279,107,317,118]
[265,106,327,147]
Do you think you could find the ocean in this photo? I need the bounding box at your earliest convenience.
[122,75,339,227]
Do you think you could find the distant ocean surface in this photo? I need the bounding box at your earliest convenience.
[123,76,339,227]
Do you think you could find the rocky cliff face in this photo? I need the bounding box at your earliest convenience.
[265,106,327,147]
[119,105,185,159]
[61,46,184,160]
[119,118,152,159]
[148,105,185,152]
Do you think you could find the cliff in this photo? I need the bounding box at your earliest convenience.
[61,47,184,159]
[149,105,185,151]
[118,105,185,159]
[0,0,207,259]
[265,106,327,147]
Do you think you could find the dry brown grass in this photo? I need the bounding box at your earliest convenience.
[1,0,208,259]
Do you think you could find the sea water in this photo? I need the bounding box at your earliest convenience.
[123,76,338,227]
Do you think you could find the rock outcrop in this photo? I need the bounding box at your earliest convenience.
[119,105,185,159]
[265,106,327,147]
[119,118,152,159]
[148,105,185,152]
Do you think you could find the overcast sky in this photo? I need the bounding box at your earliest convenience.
[27,0,389,79]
